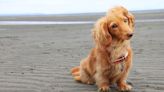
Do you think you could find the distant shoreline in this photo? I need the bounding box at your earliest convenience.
[0,9,164,17]
[0,9,164,22]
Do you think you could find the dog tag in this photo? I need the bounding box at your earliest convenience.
[120,63,124,72]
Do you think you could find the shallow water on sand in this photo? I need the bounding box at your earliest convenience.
[0,19,164,25]
[0,21,94,25]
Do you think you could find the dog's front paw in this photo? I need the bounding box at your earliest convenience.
[98,87,110,92]
[87,81,95,85]
[98,84,110,92]
[118,82,132,92]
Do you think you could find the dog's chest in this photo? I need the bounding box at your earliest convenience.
[107,41,129,63]
[105,41,129,76]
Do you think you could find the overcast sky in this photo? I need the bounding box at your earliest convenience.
[0,0,164,15]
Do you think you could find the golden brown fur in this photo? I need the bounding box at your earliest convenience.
[71,6,135,92]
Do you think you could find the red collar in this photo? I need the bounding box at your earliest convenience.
[113,52,128,64]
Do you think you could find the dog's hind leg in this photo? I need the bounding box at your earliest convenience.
[71,66,93,84]
[79,60,95,85]
[80,67,95,85]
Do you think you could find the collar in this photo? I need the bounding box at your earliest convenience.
[113,52,128,64]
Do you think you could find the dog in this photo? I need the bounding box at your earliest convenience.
[71,6,135,92]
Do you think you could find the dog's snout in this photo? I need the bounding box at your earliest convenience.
[127,33,133,38]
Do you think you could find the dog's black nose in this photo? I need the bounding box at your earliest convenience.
[127,33,133,38]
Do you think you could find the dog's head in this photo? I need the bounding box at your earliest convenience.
[92,6,135,48]
[107,6,135,40]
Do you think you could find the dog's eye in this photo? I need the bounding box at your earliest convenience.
[124,19,128,23]
[111,24,118,29]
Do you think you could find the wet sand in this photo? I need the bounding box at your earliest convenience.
[0,11,164,92]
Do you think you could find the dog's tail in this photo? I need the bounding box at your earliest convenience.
[71,66,80,76]
[71,66,81,81]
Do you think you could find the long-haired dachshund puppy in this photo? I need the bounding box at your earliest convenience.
[71,6,135,92]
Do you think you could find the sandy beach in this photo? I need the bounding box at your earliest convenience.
[0,10,164,92]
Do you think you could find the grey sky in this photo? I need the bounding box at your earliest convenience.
[0,0,164,15]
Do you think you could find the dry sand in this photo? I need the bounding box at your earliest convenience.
[0,11,164,92]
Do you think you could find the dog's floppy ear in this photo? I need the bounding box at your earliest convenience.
[92,17,112,49]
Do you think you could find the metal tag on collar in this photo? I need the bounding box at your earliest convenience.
[120,62,124,71]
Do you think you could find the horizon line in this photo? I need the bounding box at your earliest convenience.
[0,8,164,16]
